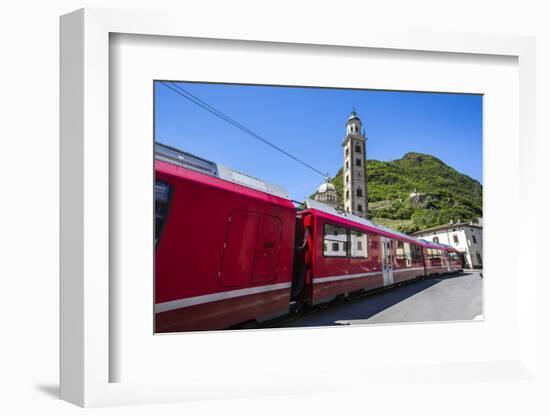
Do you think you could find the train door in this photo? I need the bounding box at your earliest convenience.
[220,211,282,287]
[219,210,260,287]
[445,252,452,272]
[252,214,282,283]
[381,237,394,286]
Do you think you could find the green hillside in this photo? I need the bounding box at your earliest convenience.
[321,152,482,233]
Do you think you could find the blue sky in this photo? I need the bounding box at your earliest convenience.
[155,81,482,202]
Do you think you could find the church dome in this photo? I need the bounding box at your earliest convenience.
[317,182,336,194]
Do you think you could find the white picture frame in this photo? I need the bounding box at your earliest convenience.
[60,8,537,408]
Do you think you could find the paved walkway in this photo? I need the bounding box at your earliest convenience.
[266,271,483,328]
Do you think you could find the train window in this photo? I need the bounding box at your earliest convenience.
[396,241,410,257]
[429,249,442,260]
[396,241,404,257]
[396,241,412,266]
[155,181,172,247]
[350,229,368,258]
[411,244,422,262]
[323,223,348,257]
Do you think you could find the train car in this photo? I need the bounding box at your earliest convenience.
[292,199,428,307]
[418,240,463,275]
[443,245,463,273]
[155,143,297,332]
[419,240,449,275]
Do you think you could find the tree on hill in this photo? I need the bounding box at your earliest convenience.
[311,152,482,233]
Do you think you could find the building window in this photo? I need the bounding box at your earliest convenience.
[355,144,361,153]
[323,223,348,257]
[346,161,349,170]
[453,234,459,244]
[433,236,439,243]
[476,252,482,265]
[355,158,361,166]
[346,190,349,200]
[357,188,363,197]
[472,235,477,244]
[346,147,349,156]
[346,175,349,184]
[357,204,363,212]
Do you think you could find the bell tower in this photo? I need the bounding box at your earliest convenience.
[342,110,368,217]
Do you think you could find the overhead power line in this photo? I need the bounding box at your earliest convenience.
[159,81,329,178]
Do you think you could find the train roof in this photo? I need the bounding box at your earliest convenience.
[155,142,290,200]
[303,199,421,245]
[303,199,459,251]
[417,239,459,252]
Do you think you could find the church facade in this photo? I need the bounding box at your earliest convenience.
[314,181,340,208]
[314,110,368,218]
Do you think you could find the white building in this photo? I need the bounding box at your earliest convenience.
[412,221,483,269]
[342,110,368,218]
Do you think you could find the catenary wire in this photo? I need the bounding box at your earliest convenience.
[159,81,329,178]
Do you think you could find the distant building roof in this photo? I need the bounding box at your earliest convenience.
[411,221,483,235]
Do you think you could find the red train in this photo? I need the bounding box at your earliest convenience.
[155,143,463,332]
